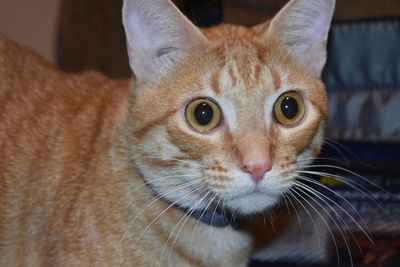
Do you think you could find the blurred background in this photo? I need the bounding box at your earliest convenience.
[1,0,399,77]
[1,0,399,266]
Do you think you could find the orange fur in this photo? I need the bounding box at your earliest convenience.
[0,0,335,265]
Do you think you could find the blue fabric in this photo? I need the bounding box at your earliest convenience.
[322,141,400,162]
[322,19,400,92]
[322,19,400,143]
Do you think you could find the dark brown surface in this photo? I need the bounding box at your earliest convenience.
[56,0,130,78]
[223,0,400,26]
[56,0,400,78]
[56,0,194,79]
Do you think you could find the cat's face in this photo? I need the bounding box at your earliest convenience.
[123,0,334,215]
[128,26,327,215]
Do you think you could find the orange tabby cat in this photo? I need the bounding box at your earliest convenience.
[0,0,335,266]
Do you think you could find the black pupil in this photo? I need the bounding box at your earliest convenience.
[281,96,298,120]
[194,102,213,125]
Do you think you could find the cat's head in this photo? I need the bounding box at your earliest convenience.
[122,0,335,215]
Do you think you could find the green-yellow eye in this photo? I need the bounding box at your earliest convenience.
[185,98,221,132]
[273,91,305,126]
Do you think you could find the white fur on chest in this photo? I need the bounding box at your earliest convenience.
[165,221,251,267]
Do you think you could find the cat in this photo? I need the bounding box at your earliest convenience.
[0,0,335,266]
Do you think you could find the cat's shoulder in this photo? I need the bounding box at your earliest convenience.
[0,34,57,75]
[0,34,130,98]
[0,35,130,124]
[0,34,62,97]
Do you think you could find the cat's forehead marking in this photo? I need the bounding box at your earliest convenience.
[270,67,282,91]
[199,43,293,133]
[209,59,282,100]
[210,70,221,95]
[204,36,285,97]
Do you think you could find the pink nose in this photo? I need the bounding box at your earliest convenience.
[242,161,272,183]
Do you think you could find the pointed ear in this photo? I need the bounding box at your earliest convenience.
[122,0,207,86]
[267,0,335,77]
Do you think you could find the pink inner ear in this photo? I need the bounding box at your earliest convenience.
[124,10,160,81]
[126,12,154,52]
[122,0,207,85]
[310,2,336,41]
[268,0,335,77]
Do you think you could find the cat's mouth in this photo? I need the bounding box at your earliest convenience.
[226,188,282,215]
[231,188,264,200]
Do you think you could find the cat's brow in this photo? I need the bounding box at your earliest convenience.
[270,68,281,90]
[210,70,221,95]
[227,66,238,88]
[254,65,262,84]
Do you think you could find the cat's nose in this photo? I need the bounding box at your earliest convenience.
[237,131,272,183]
[241,159,272,183]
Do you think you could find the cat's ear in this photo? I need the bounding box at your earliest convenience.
[266,0,335,77]
[122,0,207,86]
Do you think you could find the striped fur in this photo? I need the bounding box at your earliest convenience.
[0,0,334,266]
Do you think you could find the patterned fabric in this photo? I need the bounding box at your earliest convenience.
[326,89,400,142]
[323,19,400,143]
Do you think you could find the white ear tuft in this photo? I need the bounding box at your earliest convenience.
[122,0,207,86]
[268,0,336,77]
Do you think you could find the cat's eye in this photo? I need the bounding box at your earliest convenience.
[185,98,221,132]
[273,91,305,126]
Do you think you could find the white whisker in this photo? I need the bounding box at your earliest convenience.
[137,153,195,166]
[324,138,372,168]
[281,192,303,231]
[298,170,393,220]
[160,191,212,267]
[104,174,199,220]
[130,146,160,160]
[294,181,367,255]
[323,139,350,165]
[118,179,203,245]
[292,185,354,267]
[296,175,371,236]
[186,194,218,267]
[136,183,206,243]
[287,188,338,265]
[302,164,392,197]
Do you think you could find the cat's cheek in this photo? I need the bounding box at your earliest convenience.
[276,107,324,155]
[296,122,326,168]
[167,113,224,154]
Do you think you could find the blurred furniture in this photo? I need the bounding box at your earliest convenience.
[222,0,400,25]
[56,0,130,78]
[55,0,400,78]
[56,0,221,78]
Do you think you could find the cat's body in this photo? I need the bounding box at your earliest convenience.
[0,34,250,266]
[0,0,335,266]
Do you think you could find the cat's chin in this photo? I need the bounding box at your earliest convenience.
[226,191,281,215]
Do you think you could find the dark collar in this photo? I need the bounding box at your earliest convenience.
[145,182,239,229]
[177,205,240,230]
